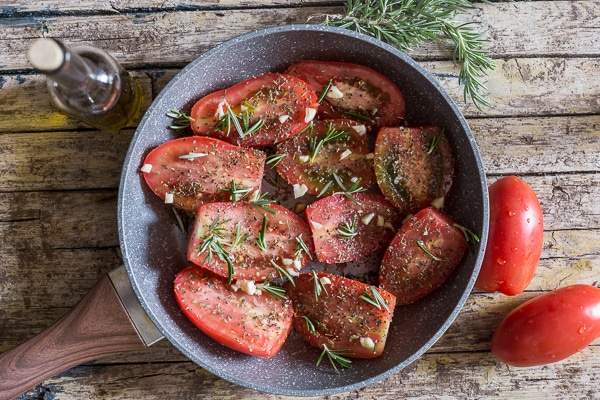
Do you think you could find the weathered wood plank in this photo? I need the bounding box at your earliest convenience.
[0,72,152,132]
[1,1,599,72]
[1,56,599,133]
[1,0,331,15]
[14,345,600,399]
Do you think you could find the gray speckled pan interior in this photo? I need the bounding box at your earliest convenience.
[118,25,489,396]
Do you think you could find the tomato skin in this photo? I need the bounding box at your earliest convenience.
[287,272,397,358]
[189,73,318,146]
[174,265,294,358]
[475,176,543,295]
[141,136,265,212]
[379,207,467,305]
[305,193,402,264]
[285,60,405,131]
[374,126,454,215]
[491,284,600,367]
[275,119,376,197]
[187,202,313,282]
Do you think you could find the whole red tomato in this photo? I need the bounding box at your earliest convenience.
[491,284,600,367]
[476,176,543,295]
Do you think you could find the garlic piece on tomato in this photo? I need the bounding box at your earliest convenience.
[361,212,376,225]
[360,336,376,350]
[431,196,445,209]
[352,124,367,136]
[279,115,290,124]
[216,100,226,118]
[234,280,260,296]
[304,108,317,123]
[293,183,308,198]
[310,220,323,230]
[339,149,352,161]
[319,276,332,286]
[282,258,294,266]
[298,154,309,163]
[326,85,344,99]
[164,193,174,204]
[140,163,153,173]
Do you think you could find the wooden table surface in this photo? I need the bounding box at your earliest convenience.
[1,1,599,399]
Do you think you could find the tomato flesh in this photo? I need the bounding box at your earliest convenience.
[174,265,294,358]
[305,193,402,264]
[374,126,454,215]
[141,136,265,212]
[287,272,396,359]
[476,175,544,295]
[379,207,467,305]
[275,119,376,197]
[187,201,313,282]
[491,284,600,367]
[285,60,405,132]
[190,73,319,146]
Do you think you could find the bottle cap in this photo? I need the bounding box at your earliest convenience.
[28,38,65,72]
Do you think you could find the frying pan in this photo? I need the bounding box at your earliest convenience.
[0,25,489,398]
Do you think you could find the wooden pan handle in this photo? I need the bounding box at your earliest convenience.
[0,274,148,399]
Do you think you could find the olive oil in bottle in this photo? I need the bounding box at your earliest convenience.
[28,38,144,132]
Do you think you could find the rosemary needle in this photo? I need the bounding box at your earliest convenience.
[316,0,496,109]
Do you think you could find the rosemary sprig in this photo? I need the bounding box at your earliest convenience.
[317,345,352,373]
[256,215,268,251]
[215,102,265,138]
[416,239,443,261]
[266,153,286,167]
[270,259,296,286]
[333,174,367,204]
[258,282,288,300]
[249,191,278,215]
[309,123,350,162]
[317,80,333,103]
[310,270,330,302]
[453,223,481,244]
[427,128,445,155]
[360,286,390,313]
[166,109,193,130]
[295,234,312,260]
[316,0,496,109]
[196,216,235,283]
[336,220,358,240]
[222,180,252,203]
[303,315,318,334]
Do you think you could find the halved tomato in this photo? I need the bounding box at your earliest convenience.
[379,207,467,305]
[140,136,265,212]
[287,272,396,360]
[189,73,319,146]
[374,126,454,215]
[285,60,405,132]
[174,265,294,358]
[275,119,376,197]
[187,201,313,283]
[304,193,402,264]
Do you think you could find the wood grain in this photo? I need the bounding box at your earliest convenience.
[0,274,147,400]
[1,0,599,399]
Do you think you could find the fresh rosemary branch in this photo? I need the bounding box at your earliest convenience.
[360,286,390,312]
[336,220,358,240]
[416,239,443,261]
[317,345,353,373]
[316,0,496,109]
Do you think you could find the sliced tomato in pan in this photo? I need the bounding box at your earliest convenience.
[287,272,396,360]
[140,136,265,213]
[285,60,405,132]
[374,125,454,215]
[174,265,294,358]
[189,73,319,146]
[187,201,313,283]
[304,193,402,264]
[275,119,376,198]
[379,207,467,305]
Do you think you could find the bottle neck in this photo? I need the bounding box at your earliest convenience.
[48,46,95,88]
